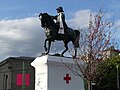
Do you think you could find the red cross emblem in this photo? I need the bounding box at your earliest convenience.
[63,74,71,84]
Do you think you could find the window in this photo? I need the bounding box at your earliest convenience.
[16,74,30,86]
[16,74,22,86]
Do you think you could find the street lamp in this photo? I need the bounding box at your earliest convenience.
[116,65,119,90]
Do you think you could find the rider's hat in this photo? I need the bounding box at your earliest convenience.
[56,6,64,12]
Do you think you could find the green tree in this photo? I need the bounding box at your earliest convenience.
[95,55,120,90]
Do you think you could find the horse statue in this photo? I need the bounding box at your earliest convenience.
[39,13,80,58]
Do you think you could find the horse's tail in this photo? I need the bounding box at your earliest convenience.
[74,30,80,48]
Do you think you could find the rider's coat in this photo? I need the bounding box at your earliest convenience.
[52,12,65,34]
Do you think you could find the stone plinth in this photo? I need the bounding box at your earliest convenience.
[31,55,84,90]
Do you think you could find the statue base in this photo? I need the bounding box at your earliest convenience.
[31,55,84,90]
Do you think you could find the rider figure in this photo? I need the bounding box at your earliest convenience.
[52,6,65,34]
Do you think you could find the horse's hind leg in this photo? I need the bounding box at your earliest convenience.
[61,42,68,57]
[74,47,77,58]
[72,41,78,58]
[44,39,51,54]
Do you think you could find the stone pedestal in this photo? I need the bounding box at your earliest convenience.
[31,55,84,90]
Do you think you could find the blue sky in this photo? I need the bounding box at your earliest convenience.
[0,0,119,19]
[0,0,120,60]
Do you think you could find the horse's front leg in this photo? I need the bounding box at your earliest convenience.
[46,41,51,54]
[44,39,48,52]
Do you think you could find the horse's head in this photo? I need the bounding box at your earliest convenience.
[39,13,59,37]
[39,13,50,28]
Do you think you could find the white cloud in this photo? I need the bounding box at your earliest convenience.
[0,17,45,60]
[0,18,41,40]
[67,9,91,29]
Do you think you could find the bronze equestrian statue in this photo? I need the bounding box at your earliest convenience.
[39,12,80,58]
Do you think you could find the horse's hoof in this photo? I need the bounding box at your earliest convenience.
[60,54,64,57]
[46,51,49,54]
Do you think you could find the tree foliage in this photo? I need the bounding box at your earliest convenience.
[95,55,120,90]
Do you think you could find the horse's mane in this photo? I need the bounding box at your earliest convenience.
[44,13,58,29]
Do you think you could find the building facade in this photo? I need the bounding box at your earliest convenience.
[105,46,120,58]
[0,57,35,90]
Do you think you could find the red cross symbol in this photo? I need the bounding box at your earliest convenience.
[63,74,71,84]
